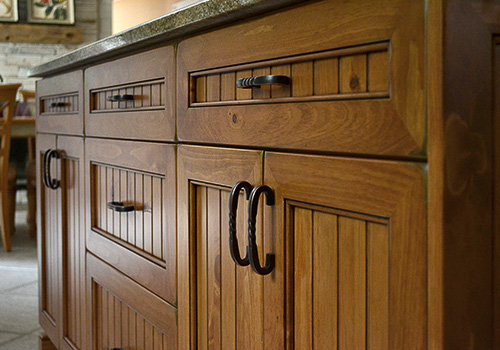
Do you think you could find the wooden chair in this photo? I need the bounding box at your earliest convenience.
[0,83,21,251]
[19,89,37,238]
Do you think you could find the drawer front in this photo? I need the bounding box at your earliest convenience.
[178,0,425,157]
[87,254,177,350]
[85,138,176,304]
[37,70,83,135]
[85,46,175,141]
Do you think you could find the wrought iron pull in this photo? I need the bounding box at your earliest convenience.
[228,181,253,266]
[107,201,135,212]
[44,149,60,190]
[106,94,134,102]
[42,149,50,188]
[50,102,67,108]
[247,185,275,275]
[236,75,290,89]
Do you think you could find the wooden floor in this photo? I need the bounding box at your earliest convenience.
[0,190,41,350]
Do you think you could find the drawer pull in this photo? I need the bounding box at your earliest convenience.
[106,94,134,102]
[247,185,275,275]
[228,181,253,267]
[107,201,135,212]
[50,102,67,107]
[42,149,61,190]
[236,75,290,89]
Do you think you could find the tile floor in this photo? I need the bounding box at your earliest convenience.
[0,190,41,350]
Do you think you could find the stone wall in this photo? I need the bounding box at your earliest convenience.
[0,0,112,92]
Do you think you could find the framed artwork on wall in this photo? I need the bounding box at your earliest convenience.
[27,0,75,25]
[0,0,19,22]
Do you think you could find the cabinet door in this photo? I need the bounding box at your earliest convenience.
[58,136,86,350]
[86,138,176,304]
[263,152,427,349]
[177,145,263,349]
[37,133,61,348]
[87,253,177,350]
[37,135,85,350]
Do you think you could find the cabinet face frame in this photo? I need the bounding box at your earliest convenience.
[85,138,177,304]
[37,134,86,350]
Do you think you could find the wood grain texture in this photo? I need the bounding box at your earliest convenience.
[0,24,83,44]
[36,71,84,135]
[439,0,495,348]
[177,145,262,349]
[495,35,500,350]
[265,152,427,349]
[178,0,425,156]
[87,254,177,350]
[85,138,177,304]
[85,46,175,141]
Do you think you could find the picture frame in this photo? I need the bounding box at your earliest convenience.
[0,0,19,22]
[27,0,75,25]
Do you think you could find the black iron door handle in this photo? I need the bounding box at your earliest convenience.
[106,94,134,102]
[236,75,290,89]
[50,102,67,107]
[228,181,253,267]
[247,185,275,275]
[43,149,61,190]
[107,201,135,212]
[42,149,50,188]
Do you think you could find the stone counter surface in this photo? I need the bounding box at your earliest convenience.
[28,0,306,77]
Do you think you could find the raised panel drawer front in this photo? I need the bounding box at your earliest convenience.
[37,70,83,135]
[178,0,425,157]
[87,254,177,350]
[85,46,175,141]
[86,138,176,304]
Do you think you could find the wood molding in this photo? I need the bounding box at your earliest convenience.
[0,24,83,44]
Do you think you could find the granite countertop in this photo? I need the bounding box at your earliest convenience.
[28,0,306,77]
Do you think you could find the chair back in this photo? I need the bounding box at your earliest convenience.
[0,84,21,178]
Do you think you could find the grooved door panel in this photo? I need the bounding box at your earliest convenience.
[37,135,85,350]
[38,134,60,348]
[87,254,177,350]
[58,136,86,350]
[177,145,263,350]
[263,152,427,349]
[86,138,176,304]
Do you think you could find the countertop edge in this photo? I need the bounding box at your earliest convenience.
[28,0,307,78]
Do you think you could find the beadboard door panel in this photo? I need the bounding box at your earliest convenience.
[85,138,177,304]
[177,145,263,349]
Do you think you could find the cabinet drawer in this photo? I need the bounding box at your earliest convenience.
[36,70,83,135]
[178,0,425,157]
[87,254,177,350]
[85,46,175,141]
[85,138,176,304]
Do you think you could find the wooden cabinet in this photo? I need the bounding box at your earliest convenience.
[37,134,85,350]
[177,145,427,349]
[34,0,499,348]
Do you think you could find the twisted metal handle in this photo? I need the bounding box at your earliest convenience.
[43,149,61,190]
[106,94,134,102]
[236,75,290,89]
[247,185,275,275]
[228,181,253,267]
